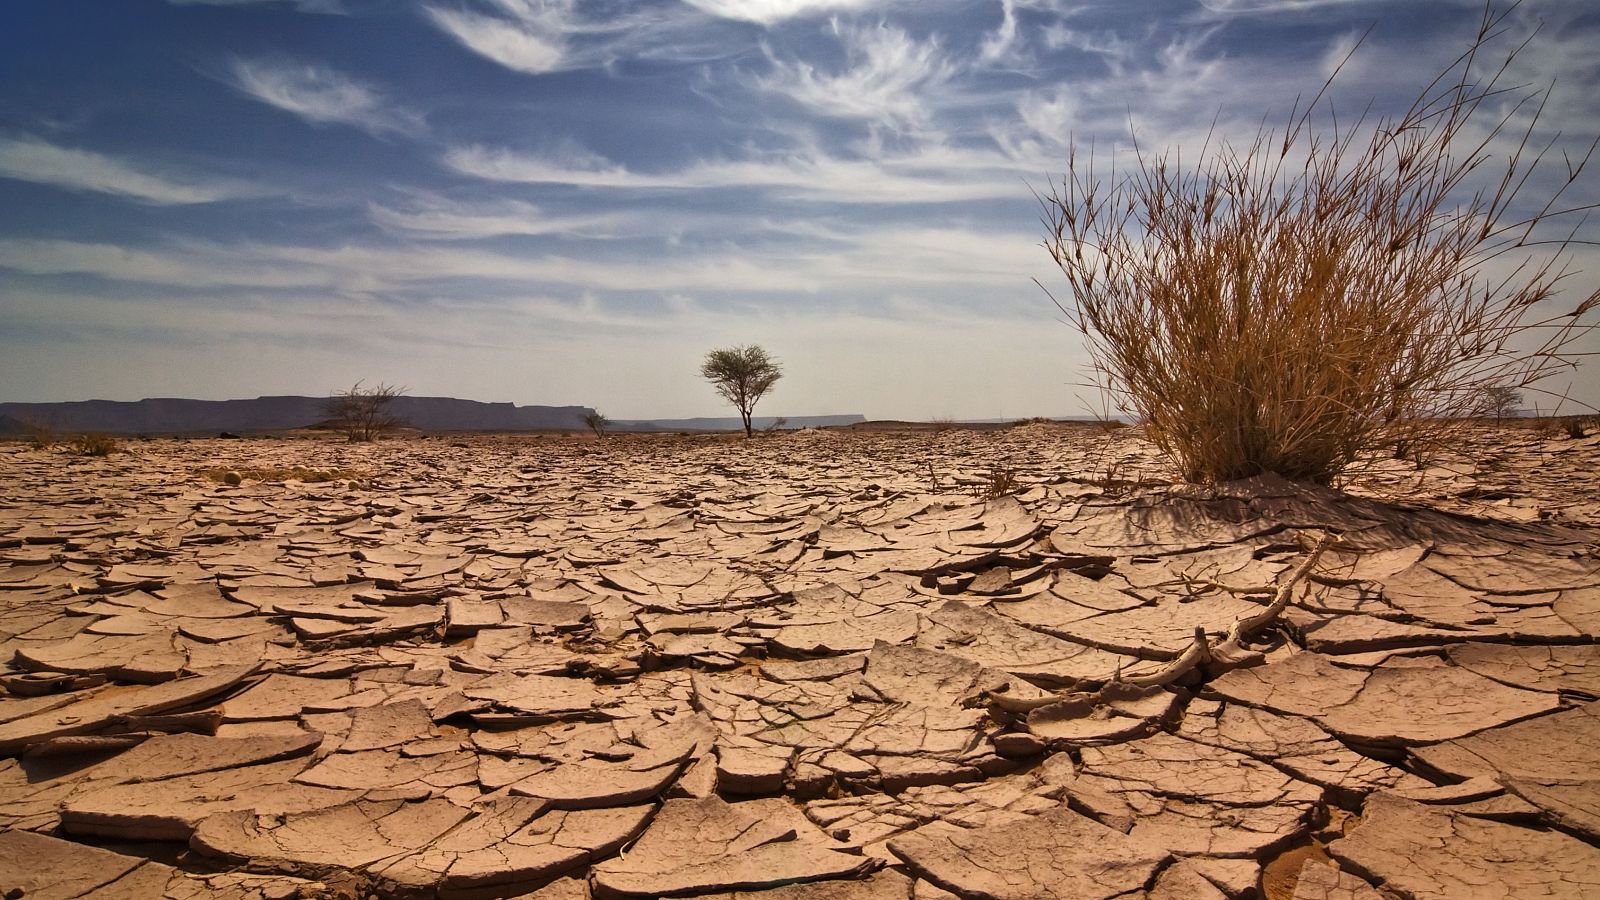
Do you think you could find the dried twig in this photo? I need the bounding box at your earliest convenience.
[976,531,1338,714]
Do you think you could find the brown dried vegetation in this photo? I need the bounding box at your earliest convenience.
[1043,4,1598,485]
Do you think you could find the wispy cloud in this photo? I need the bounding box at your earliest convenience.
[0,215,1055,298]
[758,20,954,127]
[424,1,745,75]
[0,135,262,205]
[1004,24,1256,156]
[367,191,623,240]
[1197,0,1389,15]
[980,0,1021,64]
[424,2,568,74]
[442,141,1034,204]
[226,58,423,136]
[167,0,347,12]
[682,0,886,25]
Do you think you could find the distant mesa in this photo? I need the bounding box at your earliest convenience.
[0,396,591,435]
[0,397,864,436]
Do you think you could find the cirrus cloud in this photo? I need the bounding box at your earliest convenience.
[226,57,424,136]
[0,135,265,205]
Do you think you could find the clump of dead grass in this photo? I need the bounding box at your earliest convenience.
[1042,4,1598,485]
[21,421,54,450]
[67,433,119,457]
[974,464,1020,499]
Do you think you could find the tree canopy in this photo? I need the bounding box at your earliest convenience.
[701,345,782,437]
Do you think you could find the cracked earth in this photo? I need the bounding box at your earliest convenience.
[2,422,1598,899]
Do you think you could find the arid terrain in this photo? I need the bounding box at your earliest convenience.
[2,422,1599,899]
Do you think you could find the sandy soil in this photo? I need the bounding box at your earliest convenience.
[0,423,1597,899]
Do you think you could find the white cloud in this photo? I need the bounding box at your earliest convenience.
[423,1,744,75]
[367,192,623,240]
[424,3,567,74]
[442,141,1034,204]
[0,135,262,205]
[167,0,346,12]
[681,0,885,25]
[0,214,1056,299]
[0,236,817,294]
[980,0,1020,64]
[758,20,954,126]
[0,239,330,289]
[227,58,422,135]
[1197,0,1384,15]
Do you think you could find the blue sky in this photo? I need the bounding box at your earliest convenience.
[2,0,1597,419]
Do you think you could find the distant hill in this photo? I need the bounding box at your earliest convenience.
[0,396,596,435]
[612,415,865,432]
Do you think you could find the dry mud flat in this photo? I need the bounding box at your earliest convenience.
[1,423,1598,899]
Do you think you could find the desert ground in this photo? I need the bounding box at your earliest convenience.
[2,421,1599,899]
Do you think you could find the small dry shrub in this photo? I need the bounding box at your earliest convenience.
[1528,414,1595,439]
[326,381,405,442]
[1042,5,1597,485]
[975,465,1019,499]
[68,433,119,456]
[23,421,54,449]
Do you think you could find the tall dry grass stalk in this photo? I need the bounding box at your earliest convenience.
[1042,3,1598,485]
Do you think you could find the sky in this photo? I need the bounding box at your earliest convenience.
[2,0,1598,420]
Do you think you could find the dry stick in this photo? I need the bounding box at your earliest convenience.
[978,531,1338,715]
[1119,530,1339,689]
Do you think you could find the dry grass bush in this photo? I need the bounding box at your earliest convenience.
[1536,415,1596,439]
[67,433,119,457]
[326,381,405,442]
[1043,3,1598,485]
[22,421,54,450]
[975,465,1020,499]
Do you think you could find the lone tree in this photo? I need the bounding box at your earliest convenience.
[1041,3,1597,485]
[1479,384,1522,423]
[326,381,405,442]
[583,410,611,438]
[701,345,782,438]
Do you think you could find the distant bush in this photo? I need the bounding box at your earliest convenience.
[1477,384,1523,424]
[22,420,53,450]
[68,433,119,456]
[583,411,610,438]
[326,381,405,442]
[1042,6,1597,484]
